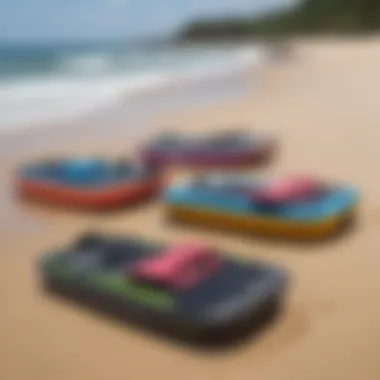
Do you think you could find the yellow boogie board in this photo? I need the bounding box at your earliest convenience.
[165,174,359,240]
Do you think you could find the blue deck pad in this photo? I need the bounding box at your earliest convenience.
[153,133,255,152]
[20,159,147,188]
[165,180,359,223]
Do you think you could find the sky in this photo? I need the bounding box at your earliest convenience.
[0,0,297,42]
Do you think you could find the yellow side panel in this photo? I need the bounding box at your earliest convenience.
[167,205,354,239]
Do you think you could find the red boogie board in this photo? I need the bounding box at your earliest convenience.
[16,159,163,210]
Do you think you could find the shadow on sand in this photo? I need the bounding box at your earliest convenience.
[40,277,285,353]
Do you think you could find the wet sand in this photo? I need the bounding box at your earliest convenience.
[1,38,380,380]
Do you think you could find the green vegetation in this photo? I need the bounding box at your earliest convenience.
[179,0,380,40]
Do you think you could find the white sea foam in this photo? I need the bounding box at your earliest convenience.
[0,45,266,134]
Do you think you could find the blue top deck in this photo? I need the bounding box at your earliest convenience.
[165,177,359,223]
[20,159,152,188]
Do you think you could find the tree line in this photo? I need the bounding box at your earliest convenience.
[179,0,380,40]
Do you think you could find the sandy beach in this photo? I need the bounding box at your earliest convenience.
[1,37,380,380]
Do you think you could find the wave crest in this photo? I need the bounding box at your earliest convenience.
[0,44,266,131]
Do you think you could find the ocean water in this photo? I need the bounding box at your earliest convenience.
[0,42,266,133]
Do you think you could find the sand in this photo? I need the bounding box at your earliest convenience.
[1,37,380,380]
